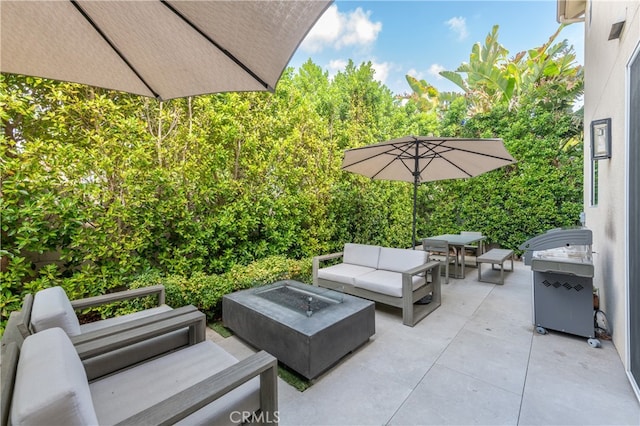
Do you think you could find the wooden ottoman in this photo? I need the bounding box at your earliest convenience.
[477,249,514,285]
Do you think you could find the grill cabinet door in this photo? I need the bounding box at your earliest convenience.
[533,271,594,338]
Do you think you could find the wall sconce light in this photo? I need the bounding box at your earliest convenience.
[608,20,625,40]
[591,118,611,160]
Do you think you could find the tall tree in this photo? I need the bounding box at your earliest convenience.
[408,24,583,115]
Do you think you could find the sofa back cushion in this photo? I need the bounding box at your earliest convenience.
[378,247,428,273]
[11,328,99,425]
[343,243,381,269]
[30,286,81,336]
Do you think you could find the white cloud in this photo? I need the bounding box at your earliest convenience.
[336,8,382,49]
[407,68,424,80]
[300,5,382,53]
[428,64,446,79]
[300,5,342,53]
[445,16,469,41]
[328,59,348,73]
[371,61,392,84]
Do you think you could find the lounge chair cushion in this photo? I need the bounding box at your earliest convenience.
[30,286,82,336]
[11,328,99,425]
[316,263,376,286]
[343,243,381,268]
[90,340,260,425]
[354,270,426,298]
[378,247,428,273]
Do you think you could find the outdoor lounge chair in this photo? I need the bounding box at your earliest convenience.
[10,285,203,380]
[4,323,278,426]
[422,239,457,284]
[1,305,206,426]
[29,285,171,336]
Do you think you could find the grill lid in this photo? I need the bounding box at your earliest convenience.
[519,228,592,265]
[530,247,594,277]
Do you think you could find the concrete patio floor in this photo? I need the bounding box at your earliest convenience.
[209,260,640,425]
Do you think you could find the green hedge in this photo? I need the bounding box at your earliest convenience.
[0,255,311,335]
[129,255,312,321]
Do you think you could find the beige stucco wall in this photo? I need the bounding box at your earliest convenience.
[583,0,639,365]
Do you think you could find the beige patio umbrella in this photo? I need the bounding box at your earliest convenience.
[342,136,516,247]
[0,0,332,100]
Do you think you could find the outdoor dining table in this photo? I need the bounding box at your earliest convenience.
[424,233,486,279]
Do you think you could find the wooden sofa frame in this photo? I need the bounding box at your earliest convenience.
[1,297,279,426]
[312,252,442,327]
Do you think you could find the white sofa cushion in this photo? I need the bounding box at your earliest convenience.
[317,263,376,286]
[12,328,99,425]
[90,340,260,425]
[30,286,82,336]
[377,247,428,273]
[354,270,427,298]
[343,243,381,268]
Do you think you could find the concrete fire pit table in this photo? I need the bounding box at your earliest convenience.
[222,280,375,379]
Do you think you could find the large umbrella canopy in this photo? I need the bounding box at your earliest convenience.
[342,136,516,246]
[0,0,332,100]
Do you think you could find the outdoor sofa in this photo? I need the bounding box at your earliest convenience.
[312,243,441,326]
[1,290,279,426]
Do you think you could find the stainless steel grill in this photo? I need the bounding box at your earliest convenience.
[519,228,600,347]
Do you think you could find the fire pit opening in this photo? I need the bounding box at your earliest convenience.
[255,283,340,316]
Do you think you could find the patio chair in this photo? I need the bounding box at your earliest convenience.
[6,324,278,426]
[28,285,171,336]
[461,231,484,267]
[1,304,204,426]
[13,285,203,380]
[422,239,456,284]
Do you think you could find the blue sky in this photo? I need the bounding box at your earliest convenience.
[289,0,584,95]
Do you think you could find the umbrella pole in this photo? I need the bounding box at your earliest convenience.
[412,140,420,249]
[412,180,418,249]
